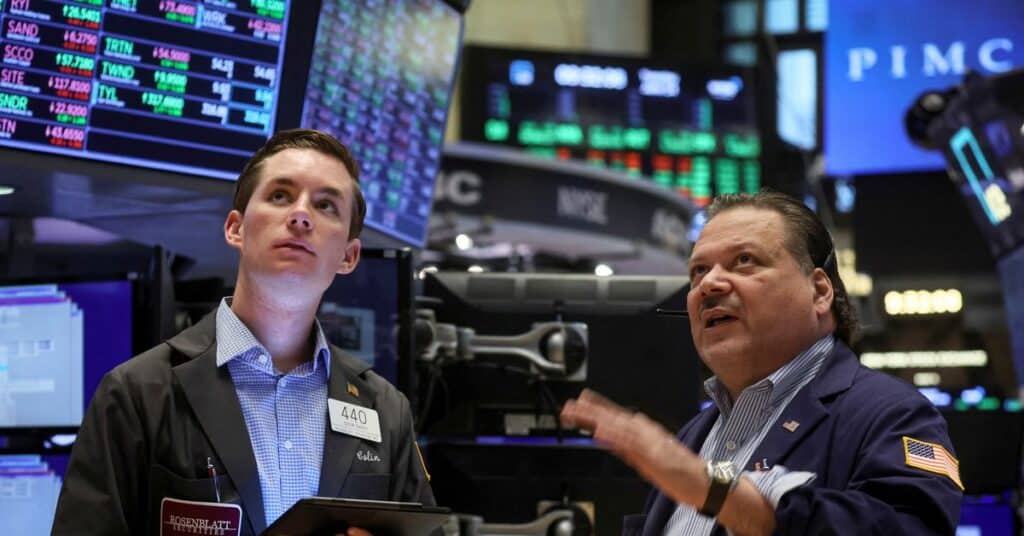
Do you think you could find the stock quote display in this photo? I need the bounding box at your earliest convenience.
[301,0,461,246]
[461,47,761,207]
[0,0,289,178]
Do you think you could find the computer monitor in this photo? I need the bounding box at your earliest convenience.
[419,272,702,437]
[0,0,465,247]
[0,278,135,429]
[0,0,297,178]
[0,453,69,535]
[317,248,415,394]
[299,0,465,246]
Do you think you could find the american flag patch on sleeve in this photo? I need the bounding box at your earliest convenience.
[903,436,963,490]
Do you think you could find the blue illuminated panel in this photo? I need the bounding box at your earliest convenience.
[825,0,1024,175]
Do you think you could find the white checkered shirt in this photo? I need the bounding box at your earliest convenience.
[215,298,332,527]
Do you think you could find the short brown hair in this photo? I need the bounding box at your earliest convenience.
[233,129,367,239]
[704,191,859,345]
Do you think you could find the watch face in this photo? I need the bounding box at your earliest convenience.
[712,461,737,482]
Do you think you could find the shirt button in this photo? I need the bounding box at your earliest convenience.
[279,378,288,388]
[258,354,268,364]
[284,440,293,450]
[725,440,737,451]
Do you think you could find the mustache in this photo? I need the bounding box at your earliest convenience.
[699,295,737,314]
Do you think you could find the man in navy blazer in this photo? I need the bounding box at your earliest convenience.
[562,192,962,535]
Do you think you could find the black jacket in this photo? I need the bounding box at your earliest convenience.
[52,312,433,535]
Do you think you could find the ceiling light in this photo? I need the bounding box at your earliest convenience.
[594,263,614,277]
[455,233,473,250]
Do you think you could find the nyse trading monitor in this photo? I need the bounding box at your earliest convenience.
[0,279,134,428]
[301,0,463,246]
[460,46,761,207]
[0,0,291,178]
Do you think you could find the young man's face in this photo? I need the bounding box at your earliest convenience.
[224,148,361,296]
[685,207,832,384]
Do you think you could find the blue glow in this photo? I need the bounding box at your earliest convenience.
[725,42,758,67]
[950,127,999,224]
[509,60,535,86]
[706,76,744,101]
[918,387,952,407]
[805,0,827,31]
[960,386,986,405]
[765,0,798,34]
[724,0,757,37]
[777,49,817,150]
[803,194,818,212]
[835,178,855,213]
[687,210,707,243]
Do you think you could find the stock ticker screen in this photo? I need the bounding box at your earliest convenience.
[0,0,290,178]
[301,0,462,246]
[460,46,761,207]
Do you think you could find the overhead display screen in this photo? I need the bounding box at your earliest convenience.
[301,0,463,247]
[825,0,1024,176]
[0,0,290,179]
[460,46,761,207]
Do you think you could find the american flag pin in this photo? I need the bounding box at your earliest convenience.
[782,420,800,432]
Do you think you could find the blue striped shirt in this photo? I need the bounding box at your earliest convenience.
[215,299,332,528]
[663,335,834,536]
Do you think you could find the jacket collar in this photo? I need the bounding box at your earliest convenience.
[167,311,377,532]
[169,312,268,535]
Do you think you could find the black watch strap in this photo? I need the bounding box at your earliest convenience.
[699,461,737,517]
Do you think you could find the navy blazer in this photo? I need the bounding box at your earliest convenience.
[624,342,962,536]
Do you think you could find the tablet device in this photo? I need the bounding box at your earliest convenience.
[263,497,451,536]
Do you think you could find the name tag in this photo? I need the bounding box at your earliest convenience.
[329,398,382,443]
[160,497,242,536]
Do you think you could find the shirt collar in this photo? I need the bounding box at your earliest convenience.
[215,297,332,378]
[703,334,835,415]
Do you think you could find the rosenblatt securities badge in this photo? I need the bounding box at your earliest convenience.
[160,497,242,536]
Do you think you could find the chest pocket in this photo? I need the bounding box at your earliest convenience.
[148,464,247,534]
[339,472,391,500]
[150,463,240,502]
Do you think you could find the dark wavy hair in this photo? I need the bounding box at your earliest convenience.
[704,191,859,345]
[232,129,366,239]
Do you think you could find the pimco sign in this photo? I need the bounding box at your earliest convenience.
[825,0,1024,176]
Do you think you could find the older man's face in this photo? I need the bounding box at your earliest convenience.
[685,207,826,382]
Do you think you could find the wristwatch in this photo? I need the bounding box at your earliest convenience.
[699,460,738,518]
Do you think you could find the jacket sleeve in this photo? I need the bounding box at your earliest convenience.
[52,371,147,535]
[774,391,963,535]
[386,389,435,506]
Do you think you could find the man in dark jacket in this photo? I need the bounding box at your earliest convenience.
[53,129,433,535]
[562,192,962,535]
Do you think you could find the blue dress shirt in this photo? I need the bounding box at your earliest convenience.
[215,299,332,527]
[663,335,834,536]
